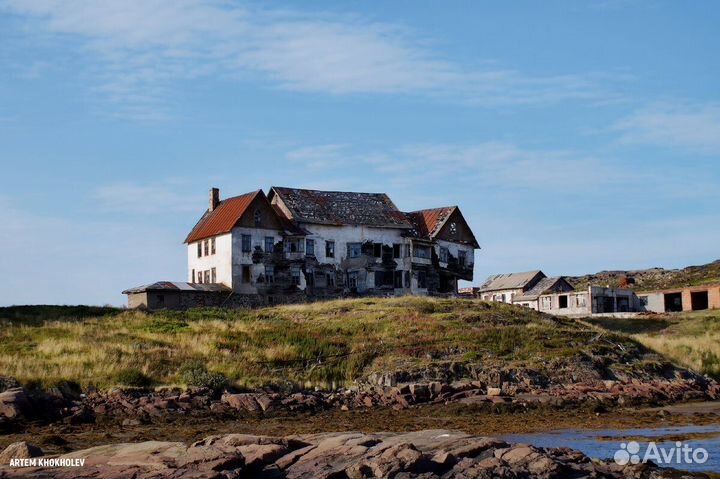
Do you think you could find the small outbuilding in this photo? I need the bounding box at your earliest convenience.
[122,282,231,310]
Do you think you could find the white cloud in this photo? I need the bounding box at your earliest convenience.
[93,182,204,214]
[612,102,720,154]
[1,0,620,117]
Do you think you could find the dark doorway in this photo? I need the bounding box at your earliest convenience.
[558,295,568,309]
[691,291,709,311]
[664,292,683,312]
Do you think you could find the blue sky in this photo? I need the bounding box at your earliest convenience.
[1,1,719,306]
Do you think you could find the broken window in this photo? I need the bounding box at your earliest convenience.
[264,236,274,253]
[242,265,251,283]
[639,295,649,306]
[211,267,216,283]
[265,265,274,283]
[211,238,216,255]
[290,264,301,285]
[373,243,382,258]
[347,242,361,258]
[241,234,252,253]
[575,294,586,308]
[307,270,315,286]
[405,245,411,258]
[404,271,411,288]
[417,271,427,288]
[541,296,552,309]
[325,240,335,258]
[559,295,568,309]
[393,244,401,259]
[306,239,315,257]
[204,240,209,256]
[458,250,467,267]
[394,270,403,288]
[347,271,358,289]
[449,222,457,236]
[285,238,303,253]
[327,273,335,287]
[439,247,449,263]
[413,245,431,259]
[254,209,262,227]
[197,242,202,258]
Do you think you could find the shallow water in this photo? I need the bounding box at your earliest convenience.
[502,424,720,473]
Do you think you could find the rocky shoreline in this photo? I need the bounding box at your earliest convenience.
[1,372,718,430]
[0,429,712,478]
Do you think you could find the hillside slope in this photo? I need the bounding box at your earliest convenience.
[0,298,705,391]
[568,259,720,291]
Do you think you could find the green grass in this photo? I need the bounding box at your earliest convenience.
[0,297,650,390]
[586,309,720,379]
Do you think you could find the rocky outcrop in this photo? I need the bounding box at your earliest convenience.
[1,373,718,429]
[0,429,707,478]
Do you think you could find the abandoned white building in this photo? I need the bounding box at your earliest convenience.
[477,270,645,316]
[124,186,479,309]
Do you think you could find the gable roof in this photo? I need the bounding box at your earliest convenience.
[405,207,455,239]
[405,206,480,248]
[514,276,573,301]
[185,190,263,243]
[269,186,412,228]
[479,270,545,293]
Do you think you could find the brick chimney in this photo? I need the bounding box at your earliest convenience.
[209,187,220,211]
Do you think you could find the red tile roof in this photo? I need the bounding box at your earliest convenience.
[184,190,262,243]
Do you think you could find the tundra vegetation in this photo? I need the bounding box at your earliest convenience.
[0,298,717,391]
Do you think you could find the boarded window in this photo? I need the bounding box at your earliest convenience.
[347,243,361,258]
[264,236,274,253]
[326,240,335,258]
[306,239,315,257]
[439,247,449,263]
[241,234,251,253]
[211,238,216,255]
[265,265,274,283]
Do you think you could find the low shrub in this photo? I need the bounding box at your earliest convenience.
[115,368,152,388]
[179,362,228,391]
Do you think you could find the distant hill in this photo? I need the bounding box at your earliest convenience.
[568,259,720,291]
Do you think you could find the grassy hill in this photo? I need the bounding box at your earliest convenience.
[0,297,676,391]
[569,259,720,291]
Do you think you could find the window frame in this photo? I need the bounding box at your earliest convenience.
[325,240,335,258]
[264,236,274,253]
[347,242,361,258]
[241,234,252,253]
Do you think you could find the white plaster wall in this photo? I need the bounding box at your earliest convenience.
[538,290,590,315]
[187,233,232,287]
[638,292,664,313]
[435,239,475,269]
[480,289,522,303]
[231,226,282,293]
[301,224,410,264]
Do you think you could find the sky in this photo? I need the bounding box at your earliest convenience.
[1,1,719,306]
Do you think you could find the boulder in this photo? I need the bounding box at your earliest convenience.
[0,442,43,463]
[0,388,31,419]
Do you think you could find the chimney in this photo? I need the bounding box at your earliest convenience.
[209,187,220,211]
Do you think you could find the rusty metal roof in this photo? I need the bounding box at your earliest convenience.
[122,282,231,294]
[184,190,263,243]
[405,207,455,239]
[269,186,412,228]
